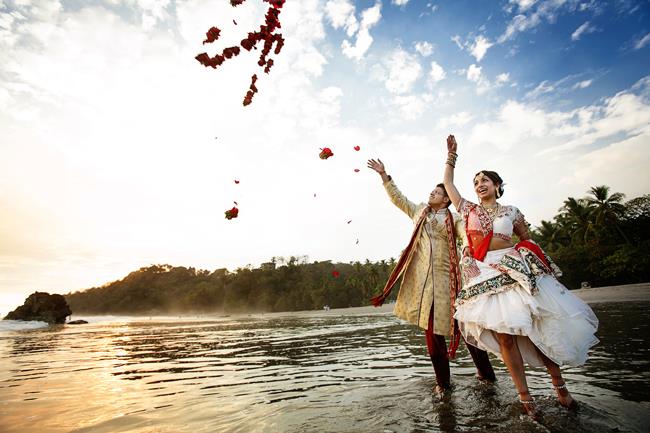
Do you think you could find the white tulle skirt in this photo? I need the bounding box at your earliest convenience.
[455,250,599,368]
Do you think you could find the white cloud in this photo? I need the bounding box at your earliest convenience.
[526,80,555,98]
[468,76,650,157]
[428,60,445,85]
[391,93,433,119]
[526,74,597,99]
[466,64,482,82]
[414,40,434,57]
[499,0,579,43]
[437,111,473,130]
[392,0,410,5]
[325,0,358,36]
[508,0,538,12]
[381,47,422,94]
[470,35,493,61]
[496,72,510,84]
[634,33,650,50]
[341,1,381,60]
[451,34,463,49]
[572,79,592,89]
[571,21,596,41]
[452,34,493,62]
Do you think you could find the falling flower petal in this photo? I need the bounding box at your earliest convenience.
[347,220,352,224]
[332,270,340,277]
[356,239,359,245]
[225,206,239,220]
[234,180,240,184]
[233,19,237,25]
[354,146,360,151]
[354,169,360,172]
[319,147,334,159]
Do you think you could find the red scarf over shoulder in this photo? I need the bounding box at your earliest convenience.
[370,207,463,358]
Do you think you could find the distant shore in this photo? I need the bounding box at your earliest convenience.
[320,282,650,316]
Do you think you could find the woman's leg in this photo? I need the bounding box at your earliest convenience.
[496,332,538,418]
[535,347,577,409]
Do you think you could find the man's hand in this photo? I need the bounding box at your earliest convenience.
[447,135,457,153]
[367,158,390,183]
[367,158,386,174]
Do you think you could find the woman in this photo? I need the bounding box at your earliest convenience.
[442,135,599,418]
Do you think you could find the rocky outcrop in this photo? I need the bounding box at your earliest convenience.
[3,292,72,324]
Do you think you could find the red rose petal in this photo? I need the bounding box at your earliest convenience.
[354,146,360,151]
[234,180,240,184]
[332,270,340,277]
[354,169,360,172]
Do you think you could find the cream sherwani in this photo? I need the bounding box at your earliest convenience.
[384,179,465,335]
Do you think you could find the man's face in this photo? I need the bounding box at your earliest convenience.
[428,186,448,207]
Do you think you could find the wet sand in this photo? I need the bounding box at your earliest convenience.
[322,282,650,316]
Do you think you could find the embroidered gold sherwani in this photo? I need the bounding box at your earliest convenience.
[384,179,465,335]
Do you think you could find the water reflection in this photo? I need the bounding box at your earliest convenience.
[0,303,648,433]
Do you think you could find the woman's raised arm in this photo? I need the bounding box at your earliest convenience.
[443,134,462,209]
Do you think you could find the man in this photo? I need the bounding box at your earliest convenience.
[367,158,495,393]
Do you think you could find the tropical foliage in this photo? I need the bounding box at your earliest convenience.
[532,186,650,289]
[65,258,398,315]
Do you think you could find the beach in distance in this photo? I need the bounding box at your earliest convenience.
[284,283,650,317]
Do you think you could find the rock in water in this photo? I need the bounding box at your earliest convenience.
[3,292,72,324]
[67,320,88,325]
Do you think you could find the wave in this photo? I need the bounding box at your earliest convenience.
[0,320,49,332]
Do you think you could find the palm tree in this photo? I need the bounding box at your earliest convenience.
[558,197,596,244]
[534,219,565,251]
[583,185,630,244]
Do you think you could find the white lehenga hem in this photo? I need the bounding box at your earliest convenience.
[455,250,599,368]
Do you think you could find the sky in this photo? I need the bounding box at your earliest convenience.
[1,0,649,315]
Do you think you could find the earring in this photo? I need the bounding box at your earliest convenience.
[495,187,501,199]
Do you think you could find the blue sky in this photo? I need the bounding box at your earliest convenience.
[1,0,649,313]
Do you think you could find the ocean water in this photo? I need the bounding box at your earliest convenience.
[0,302,648,433]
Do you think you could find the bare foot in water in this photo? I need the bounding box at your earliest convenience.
[554,381,579,410]
[519,390,541,421]
[433,384,449,395]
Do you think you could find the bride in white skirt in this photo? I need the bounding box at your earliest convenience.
[442,135,599,419]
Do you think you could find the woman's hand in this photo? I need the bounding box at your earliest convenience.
[447,135,457,153]
[367,158,386,174]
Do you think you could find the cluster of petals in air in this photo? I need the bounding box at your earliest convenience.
[195,0,286,106]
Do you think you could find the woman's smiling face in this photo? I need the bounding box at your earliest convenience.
[474,172,497,201]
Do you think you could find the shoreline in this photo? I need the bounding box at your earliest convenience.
[320,282,650,316]
[3,283,648,323]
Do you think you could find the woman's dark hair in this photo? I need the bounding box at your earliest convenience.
[474,170,504,198]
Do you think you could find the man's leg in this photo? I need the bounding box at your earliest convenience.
[425,311,450,390]
[464,337,496,382]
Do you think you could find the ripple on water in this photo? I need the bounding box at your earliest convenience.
[0,305,648,433]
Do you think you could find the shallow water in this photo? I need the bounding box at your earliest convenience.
[1,302,648,433]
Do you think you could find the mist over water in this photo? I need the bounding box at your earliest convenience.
[1,303,648,433]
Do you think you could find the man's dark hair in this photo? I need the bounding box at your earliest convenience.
[436,183,452,208]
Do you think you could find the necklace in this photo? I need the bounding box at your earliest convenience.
[481,203,500,221]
